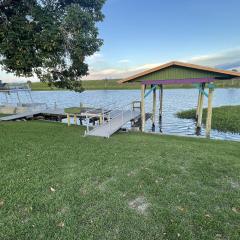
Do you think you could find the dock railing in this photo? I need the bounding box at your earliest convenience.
[84,101,117,134]
[106,102,135,138]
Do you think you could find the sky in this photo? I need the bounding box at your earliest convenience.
[1,0,240,82]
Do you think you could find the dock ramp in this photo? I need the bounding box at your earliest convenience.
[85,109,140,138]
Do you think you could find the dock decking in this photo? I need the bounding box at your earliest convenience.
[0,110,43,121]
[0,108,67,121]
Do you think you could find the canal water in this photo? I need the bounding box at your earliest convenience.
[1,88,240,141]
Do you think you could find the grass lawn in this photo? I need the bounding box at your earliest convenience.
[30,79,240,91]
[177,105,240,134]
[0,121,239,239]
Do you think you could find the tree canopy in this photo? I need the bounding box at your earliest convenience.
[0,0,105,91]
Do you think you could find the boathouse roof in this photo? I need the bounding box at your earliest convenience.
[119,61,240,84]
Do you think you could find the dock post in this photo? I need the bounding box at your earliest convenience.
[141,84,146,132]
[99,114,103,125]
[206,83,214,138]
[196,89,201,120]
[197,83,205,129]
[74,114,77,125]
[159,84,163,120]
[152,85,156,130]
[67,113,70,127]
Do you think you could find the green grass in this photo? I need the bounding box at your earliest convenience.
[177,105,240,133]
[0,121,240,239]
[30,78,240,91]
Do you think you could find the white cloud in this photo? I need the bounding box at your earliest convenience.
[85,53,104,64]
[118,59,130,63]
[187,48,240,69]
[83,63,164,80]
[133,63,162,71]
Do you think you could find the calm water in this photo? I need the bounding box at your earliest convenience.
[1,88,240,141]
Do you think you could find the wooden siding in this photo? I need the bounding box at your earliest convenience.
[134,66,230,82]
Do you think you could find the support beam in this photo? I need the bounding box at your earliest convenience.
[159,85,163,120]
[197,83,205,128]
[152,85,157,127]
[206,85,214,137]
[141,84,146,131]
[196,89,201,120]
[74,114,77,125]
[99,114,103,125]
[67,113,70,127]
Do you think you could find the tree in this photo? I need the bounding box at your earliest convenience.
[0,0,105,91]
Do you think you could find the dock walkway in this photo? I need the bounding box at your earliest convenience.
[86,109,140,138]
[0,110,43,121]
[0,108,67,121]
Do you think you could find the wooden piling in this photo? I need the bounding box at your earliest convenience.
[196,89,201,120]
[197,83,205,128]
[141,84,146,131]
[74,114,77,125]
[67,113,70,127]
[99,114,103,125]
[206,85,214,137]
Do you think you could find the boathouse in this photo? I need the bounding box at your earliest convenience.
[119,61,240,137]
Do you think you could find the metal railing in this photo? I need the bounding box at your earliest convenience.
[84,99,142,137]
[106,102,135,138]
[84,101,117,135]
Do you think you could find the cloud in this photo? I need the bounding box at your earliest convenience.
[118,59,130,63]
[187,48,240,70]
[85,53,104,64]
[83,63,163,80]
